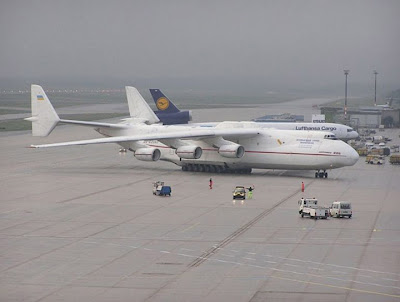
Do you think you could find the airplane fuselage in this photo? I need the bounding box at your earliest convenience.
[99,123,359,171]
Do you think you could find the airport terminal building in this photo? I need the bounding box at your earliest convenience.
[321,107,400,128]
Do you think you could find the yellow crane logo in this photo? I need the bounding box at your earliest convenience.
[156,97,170,110]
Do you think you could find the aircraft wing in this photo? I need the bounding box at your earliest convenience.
[59,119,130,129]
[30,128,260,148]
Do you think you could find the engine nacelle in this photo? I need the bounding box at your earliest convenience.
[218,144,245,158]
[176,146,202,159]
[134,148,161,161]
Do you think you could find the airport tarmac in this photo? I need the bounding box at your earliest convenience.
[1,103,400,301]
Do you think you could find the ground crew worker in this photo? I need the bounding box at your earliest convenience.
[209,178,213,189]
[301,181,305,192]
[247,185,254,199]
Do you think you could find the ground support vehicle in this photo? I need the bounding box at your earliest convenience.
[366,155,385,165]
[370,148,384,156]
[298,198,329,219]
[389,154,400,165]
[357,148,368,156]
[330,201,352,218]
[233,186,246,199]
[153,181,172,196]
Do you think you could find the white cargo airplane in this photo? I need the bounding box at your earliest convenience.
[26,85,359,178]
[180,121,358,141]
[144,89,359,140]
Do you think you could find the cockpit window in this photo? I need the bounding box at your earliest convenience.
[347,128,354,132]
[324,134,337,140]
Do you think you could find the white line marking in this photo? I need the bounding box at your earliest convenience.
[284,263,299,267]
[382,278,399,282]
[332,271,348,274]
[221,254,235,258]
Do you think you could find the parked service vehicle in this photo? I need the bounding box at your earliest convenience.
[330,201,352,218]
[233,186,246,199]
[389,154,400,165]
[153,181,172,196]
[373,136,384,143]
[366,155,385,165]
[298,198,329,219]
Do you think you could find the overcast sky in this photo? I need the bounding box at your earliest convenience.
[1,0,399,93]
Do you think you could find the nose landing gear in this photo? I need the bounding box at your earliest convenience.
[315,170,328,178]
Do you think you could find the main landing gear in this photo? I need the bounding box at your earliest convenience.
[315,170,328,178]
[182,164,252,174]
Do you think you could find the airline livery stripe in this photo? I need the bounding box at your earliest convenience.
[246,151,344,157]
[147,145,343,157]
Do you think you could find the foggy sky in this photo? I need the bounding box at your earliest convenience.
[1,0,399,93]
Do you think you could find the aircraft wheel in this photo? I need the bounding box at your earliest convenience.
[324,172,328,178]
[193,165,199,172]
[182,165,188,171]
[319,172,324,178]
[315,172,318,178]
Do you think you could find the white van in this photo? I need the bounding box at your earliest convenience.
[330,201,352,218]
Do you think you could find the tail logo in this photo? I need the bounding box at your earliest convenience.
[37,95,44,101]
[156,97,170,110]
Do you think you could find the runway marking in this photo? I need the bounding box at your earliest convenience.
[181,223,200,233]
[243,257,256,261]
[247,252,256,255]
[264,260,277,264]
[382,277,399,282]
[79,239,400,297]
[359,275,373,279]
[180,248,195,252]
[332,271,348,274]
[271,275,400,299]
[189,187,306,267]
[220,254,235,258]
[262,253,400,277]
[283,263,299,268]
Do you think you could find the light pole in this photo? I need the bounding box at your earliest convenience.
[344,70,349,121]
[373,70,378,106]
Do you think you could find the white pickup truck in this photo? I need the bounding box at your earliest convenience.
[298,198,329,219]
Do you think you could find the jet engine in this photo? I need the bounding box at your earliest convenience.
[176,146,202,159]
[218,144,245,158]
[134,148,161,161]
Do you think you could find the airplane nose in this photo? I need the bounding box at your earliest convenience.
[348,146,359,165]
